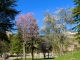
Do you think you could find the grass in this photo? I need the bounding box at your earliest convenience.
[14,51,80,60]
[53,51,80,60]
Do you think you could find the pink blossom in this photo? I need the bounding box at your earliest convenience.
[16,13,38,41]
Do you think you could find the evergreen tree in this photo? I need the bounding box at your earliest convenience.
[72,0,80,43]
[0,0,19,41]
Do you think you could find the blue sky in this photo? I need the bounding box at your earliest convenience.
[15,0,74,29]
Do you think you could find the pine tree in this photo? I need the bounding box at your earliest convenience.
[73,0,80,43]
[0,0,19,41]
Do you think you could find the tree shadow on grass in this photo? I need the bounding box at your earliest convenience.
[34,58,44,60]
[34,58,55,60]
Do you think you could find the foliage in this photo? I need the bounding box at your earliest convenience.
[0,0,19,53]
[16,13,38,42]
[72,0,80,43]
[0,32,9,42]
[39,38,52,53]
[0,41,9,53]
[16,13,39,60]
[40,8,72,55]
[26,37,40,53]
[10,34,23,55]
[0,0,19,41]
[39,38,53,58]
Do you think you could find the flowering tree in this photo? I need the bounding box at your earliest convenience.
[40,8,72,55]
[16,13,38,60]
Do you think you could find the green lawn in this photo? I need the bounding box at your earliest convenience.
[53,51,80,60]
[14,51,80,60]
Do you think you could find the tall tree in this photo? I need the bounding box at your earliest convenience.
[72,0,80,43]
[54,8,73,55]
[0,0,19,41]
[16,13,38,60]
[40,8,72,55]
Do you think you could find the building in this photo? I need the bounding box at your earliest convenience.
[6,31,12,38]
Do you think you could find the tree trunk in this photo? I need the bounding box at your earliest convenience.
[17,54,18,59]
[3,53,6,60]
[23,42,26,60]
[31,47,34,60]
[31,38,34,60]
[59,44,63,56]
[43,52,46,58]
[48,51,49,58]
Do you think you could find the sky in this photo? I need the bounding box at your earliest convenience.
[15,0,74,28]
[14,0,75,34]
